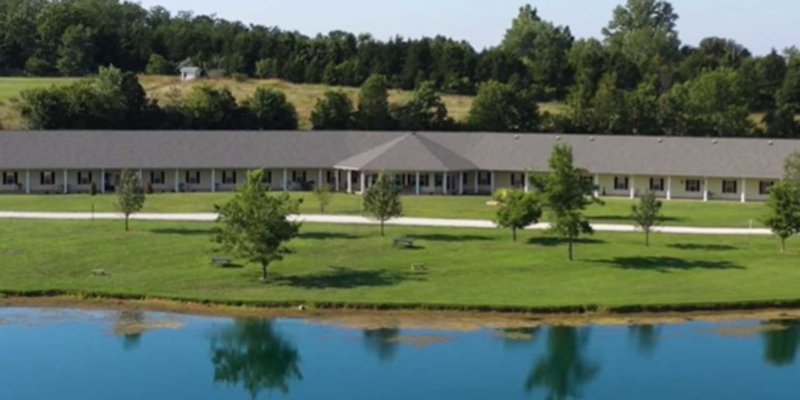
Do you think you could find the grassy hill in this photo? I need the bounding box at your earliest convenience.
[0,75,571,130]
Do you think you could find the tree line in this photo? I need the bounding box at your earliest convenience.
[4,0,800,136]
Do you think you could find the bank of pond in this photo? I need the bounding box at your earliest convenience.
[2,307,799,399]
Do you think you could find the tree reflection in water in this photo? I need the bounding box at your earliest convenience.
[525,327,600,400]
[762,320,800,367]
[210,319,302,399]
[113,311,145,351]
[628,325,661,357]
[362,328,401,363]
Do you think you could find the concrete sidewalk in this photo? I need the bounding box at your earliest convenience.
[0,211,773,236]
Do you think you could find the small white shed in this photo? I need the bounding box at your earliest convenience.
[180,67,203,82]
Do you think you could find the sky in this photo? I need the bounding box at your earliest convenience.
[134,0,799,55]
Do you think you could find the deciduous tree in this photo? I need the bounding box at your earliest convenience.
[311,91,355,130]
[495,190,542,241]
[631,191,663,246]
[117,170,145,232]
[763,181,800,253]
[363,173,402,237]
[214,170,301,281]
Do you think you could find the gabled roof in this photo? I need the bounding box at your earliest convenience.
[335,132,476,171]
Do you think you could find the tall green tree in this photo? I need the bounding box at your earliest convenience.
[502,5,573,96]
[117,170,145,232]
[363,173,402,237]
[763,181,800,253]
[243,87,298,130]
[631,191,663,246]
[393,81,453,131]
[174,85,242,129]
[56,24,95,76]
[533,144,600,261]
[310,91,355,130]
[356,74,393,130]
[214,170,301,281]
[603,0,680,85]
[468,81,539,132]
[495,190,542,242]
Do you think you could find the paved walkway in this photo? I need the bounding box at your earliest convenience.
[0,211,773,236]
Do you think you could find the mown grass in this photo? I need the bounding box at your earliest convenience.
[0,192,768,228]
[0,220,795,310]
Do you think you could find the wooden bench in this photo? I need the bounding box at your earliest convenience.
[212,256,233,267]
[393,238,415,248]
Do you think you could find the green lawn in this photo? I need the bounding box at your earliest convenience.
[0,192,768,227]
[0,220,795,310]
[0,77,77,102]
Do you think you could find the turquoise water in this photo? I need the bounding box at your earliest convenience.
[1,308,799,399]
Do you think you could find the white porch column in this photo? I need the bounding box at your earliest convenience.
[459,172,464,195]
[415,172,421,195]
[703,177,709,202]
[490,171,495,194]
[443,173,448,195]
[334,170,340,192]
[63,169,68,194]
[474,171,479,194]
[25,169,31,194]
[318,169,323,189]
[524,172,530,193]
[100,169,106,194]
[347,170,353,194]
[629,175,635,199]
[740,178,747,203]
[593,174,600,198]
[211,169,216,192]
[360,172,365,194]
[174,170,180,192]
[282,169,288,192]
[666,176,672,200]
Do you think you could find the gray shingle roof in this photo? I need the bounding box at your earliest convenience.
[335,132,476,171]
[0,130,799,179]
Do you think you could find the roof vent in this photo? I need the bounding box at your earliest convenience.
[514,134,520,140]
[712,139,718,144]
[657,138,663,143]
[589,136,595,142]
[769,140,775,146]
[555,136,561,141]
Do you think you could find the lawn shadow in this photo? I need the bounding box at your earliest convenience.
[299,232,362,240]
[667,243,738,251]
[405,233,492,242]
[274,266,423,289]
[527,237,607,247]
[598,256,745,273]
[150,228,213,236]
[589,215,684,223]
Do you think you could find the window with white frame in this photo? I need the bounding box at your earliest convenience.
[262,170,273,185]
[150,171,165,185]
[685,179,701,192]
[722,180,738,194]
[186,171,201,184]
[649,178,664,192]
[511,173,524,186]
[2,171,18,185]
[77,171,92,185]
[419,174,430,187]
[435,174,443,187]
[292,170,307,183]
[759,181,775,195]
[326,170,335,184]
[222,170,237,185]
[40,171,55,185]
[614,176,629,190]
[478,172,491,185]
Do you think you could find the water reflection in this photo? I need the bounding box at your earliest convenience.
[762,320,800,367]
[525,327,600,400]
[113,311,145,351]
[499,327,541,349]
[209,319,302,398]
[362,328,401,363]
[628,325,661,357]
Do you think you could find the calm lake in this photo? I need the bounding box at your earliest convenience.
[1,308,799,399]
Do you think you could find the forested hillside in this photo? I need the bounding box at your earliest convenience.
[1,0,798,136]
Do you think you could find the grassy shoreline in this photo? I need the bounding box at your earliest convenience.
[1,220,795,314]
